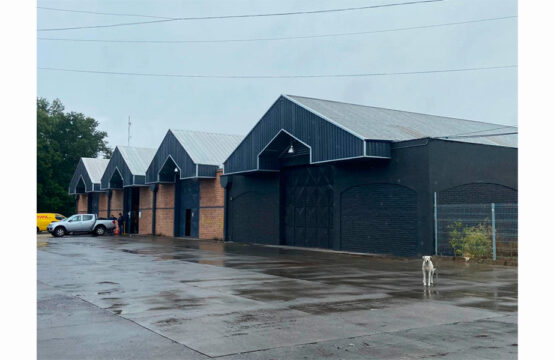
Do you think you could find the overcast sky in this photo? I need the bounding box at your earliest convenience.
[37,0,517,151]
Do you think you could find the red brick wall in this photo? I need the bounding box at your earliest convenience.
[98,193,108,218]
[155,184,174,237]
[77,194,88,214]
[198,170,225,240]
[110,189,124,215]
[139,187,153,235]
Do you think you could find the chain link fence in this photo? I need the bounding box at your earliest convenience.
[435,202,517,260]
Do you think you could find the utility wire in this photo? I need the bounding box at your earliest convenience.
[38,15,517,44]
[37,6,174,19]
[37,64,517,79]
[37,0,443,31]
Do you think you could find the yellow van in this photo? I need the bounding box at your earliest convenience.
[37,213,65,233]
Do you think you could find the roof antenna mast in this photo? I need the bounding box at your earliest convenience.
[127,115,131,146]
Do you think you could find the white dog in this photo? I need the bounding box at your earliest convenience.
[422,256,436,286]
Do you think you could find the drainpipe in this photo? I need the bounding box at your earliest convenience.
[151,184,158,235]
[107,189,112,217]
[220,175,232,241]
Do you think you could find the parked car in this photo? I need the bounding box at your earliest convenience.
[37,213,65,233]
[47,214,116,237]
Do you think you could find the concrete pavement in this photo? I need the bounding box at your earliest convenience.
[37,235,517,359]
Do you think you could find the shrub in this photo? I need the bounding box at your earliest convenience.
[448,222,492,259]
[447,221,464,257]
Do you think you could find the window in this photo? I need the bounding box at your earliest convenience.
[68,215,81,222]
[55,214,65,220]
[82,215,94,221]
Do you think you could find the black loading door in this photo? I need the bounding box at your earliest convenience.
[174,179,199,238]
[123,187,140,234]
[282,165,334,249]
[87,193,99,215]
[340,183,417,256]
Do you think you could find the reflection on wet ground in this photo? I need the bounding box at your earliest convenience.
[38,235,517,359]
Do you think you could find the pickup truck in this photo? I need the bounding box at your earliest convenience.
[47,214,117,237]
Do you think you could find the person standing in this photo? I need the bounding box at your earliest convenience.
[117,213,125,235]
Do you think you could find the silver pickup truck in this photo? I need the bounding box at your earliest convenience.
[47,214,116,237]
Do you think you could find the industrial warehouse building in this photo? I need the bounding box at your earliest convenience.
[221,95,517,256]
[144,130,243,238]
[68,157,110,215]
[100,146,156,234]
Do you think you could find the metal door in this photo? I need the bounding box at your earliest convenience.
[174,179,199,237]
[282,166,334,249]
[79,214,95,231]
[65,215,82,232]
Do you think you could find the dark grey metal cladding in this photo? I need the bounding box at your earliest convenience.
[69,159,93,194]
[146,131,197,183]
[259,131,311,171]
[365,140,392,158]
[224,96,368,174]
[197,165,219,177]
[133,175,146,185]
[101,148,133,189]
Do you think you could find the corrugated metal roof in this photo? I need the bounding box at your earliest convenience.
[116,146,156,175]
[170,130,244,166]
[285,95,517,148]
[81,158,109,183]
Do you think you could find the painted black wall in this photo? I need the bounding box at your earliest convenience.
[428,139,517,200]
[226,173,280,244]
[223,139,517,257]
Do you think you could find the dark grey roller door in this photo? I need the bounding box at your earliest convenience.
[229,191,278,244]
[340,183,417,256]
[282,166,333,249]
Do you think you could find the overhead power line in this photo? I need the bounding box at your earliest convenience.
[37,64,517,79]
[37,15,517,44]
[37,0,443,31]
[37,6,173,19]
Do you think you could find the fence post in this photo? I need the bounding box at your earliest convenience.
[434,192,438,255]
[491,203,497,261]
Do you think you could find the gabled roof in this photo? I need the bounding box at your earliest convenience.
[170,129,243,166]
[69,157,109,194]
[285,95,517,148]
[116,146,156,175]
[81,158,109,183]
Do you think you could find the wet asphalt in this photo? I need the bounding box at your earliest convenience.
[37,234,517,359]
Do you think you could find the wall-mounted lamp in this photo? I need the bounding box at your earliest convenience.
[287,144,295,154]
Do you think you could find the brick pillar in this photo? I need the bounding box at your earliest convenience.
[98,193,108,218]
[198,170,225,240]
[155,184,175,237]
[77,194,88,214]
[138,187,153,235]
[110,189,124,216]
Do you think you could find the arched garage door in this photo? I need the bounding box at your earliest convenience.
[229,191,278,244]
[340,183,417,256]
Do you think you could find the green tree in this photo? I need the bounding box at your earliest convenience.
[37,98,111,216]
